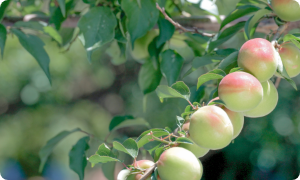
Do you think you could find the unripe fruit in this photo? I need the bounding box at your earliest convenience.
[221,106,244,139]
[178,137,209,158]
[218,72,263,112]
[238,38,277,82]
[278,42,300,77]
[189,106,234,150]
[157,147,203,180]
[243,80,278,118]
[271,0,300,22]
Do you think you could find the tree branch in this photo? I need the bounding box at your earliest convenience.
[139,163,157,180]
[156,3,215,37]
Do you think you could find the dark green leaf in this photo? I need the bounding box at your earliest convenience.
[209,21,246,52]
[155,81,190,102]
[218,51,239,73]
[153,147,164,162]
[244,8,271,40]
[102,162,116,180]
[176,137,193,144]
[148,36,164,69]
[192,55,222,69]
[171,81,190,100]
[96,143,118,158]
[0,0,10,21]
[151,168,159,180]
[109,115,135,131]
[237,0,268,7]
[57,0,66,17]
[138,60,162,95]
[190,86,205,104]
[49,0,74,30]
[121,0,159,48]
[88,155,120,166]
[39,128,81,172]
[0,24,6,58]
[220,5,260,30]
[229,67,244,73]
[69,136,90,180]
[161,50,184,86]
[209,87,219,100]
[110,118,151,132]
[78,7,117,62]
[106,40,126,65]
[113,138,139,158]
[11,29,51,83]
[156,15,175,48]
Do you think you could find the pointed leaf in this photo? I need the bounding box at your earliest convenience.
[156,15,175,48]
[49,0,75,30]
[113,138,138,158]
[96,143,118,158]
[175,137,193,144]
[109,115,135,131]
[11,29,51,83]
[0,24,6,58]
[110,118,151,132]
[57,0,66,17]
[0,0,10,21]
[161,50,184,86]
[207,99,226,106]
[153,147,164,162]
[192,55,222,69]
[39,128,81,172]
[220,5,260,30]
[88,155,120,166]
[78,7,117,62]
[121,0,159,48]
[283,34,300,42]
[69,136,90,180]
[197,69,226,89]
[229,67,244,73]
[218,51,239,73]
[171,81,190,100]
[138,60,162,95]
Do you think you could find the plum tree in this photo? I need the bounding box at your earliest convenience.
[271,0,300,22]
[243,80,278,118]
[237,38,278,82]
[218,72,263,112]
[277,42,300,78]
[157,147,203,180]
[189,106,234,150]
[178,122,210,158]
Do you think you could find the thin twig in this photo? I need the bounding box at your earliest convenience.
[61,32,79,53]
[156,3,215,37]
[275,77,281,88]
[139,163,157,180]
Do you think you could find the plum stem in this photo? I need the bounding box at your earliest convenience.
[122,162,131,170]
[155,3,215,37]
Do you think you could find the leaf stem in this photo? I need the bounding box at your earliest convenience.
[156,3,214,37]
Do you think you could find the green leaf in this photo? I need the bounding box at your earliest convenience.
[244,8,271,40]
[109,115,135,131]
[0,0,10,21]
[138,60,162,95]
[96,143,118,158]
[156,15,175,48]
[78,7,117,62]
[229,67,244,73]
[106,40,126,65]
[110,118,151,132]
[148,36,164,69]
[237,0,268,7]
[88,155,120,166]
[176,116,185,128]
[69,136,90,180]
[207,99,226,106]
[192,55,222,69]
[102,162,116,180]
[11,29,51,83]
[151,168,159,180]
[113,138,139,158]
[220,5,260,30]
[218,51,239,73]
[57,0,66,17]
[197,69,226,89]
[153,147,164,162]
[209,21,246,52]
[0,24,6,58]
[155,81,190,102]
[283,34,300,42]
[43,26,63,45]
[39,128,81,172]
[161,50,184,86]
[121,0,159,48]
[176,137,193,144]
[136,129,169,148]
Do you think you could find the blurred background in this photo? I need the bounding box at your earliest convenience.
[1,0,300,180]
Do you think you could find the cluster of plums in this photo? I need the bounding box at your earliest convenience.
[116,1,300,178]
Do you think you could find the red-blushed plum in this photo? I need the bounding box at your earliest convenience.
[157,147,203,180]
[243,80,278,118]
[271,0,300,22]
[179,122,209,157]
[238,38,277,82]
[189,106,234,150]
[218,72,263,112]
[278,42,300,78]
